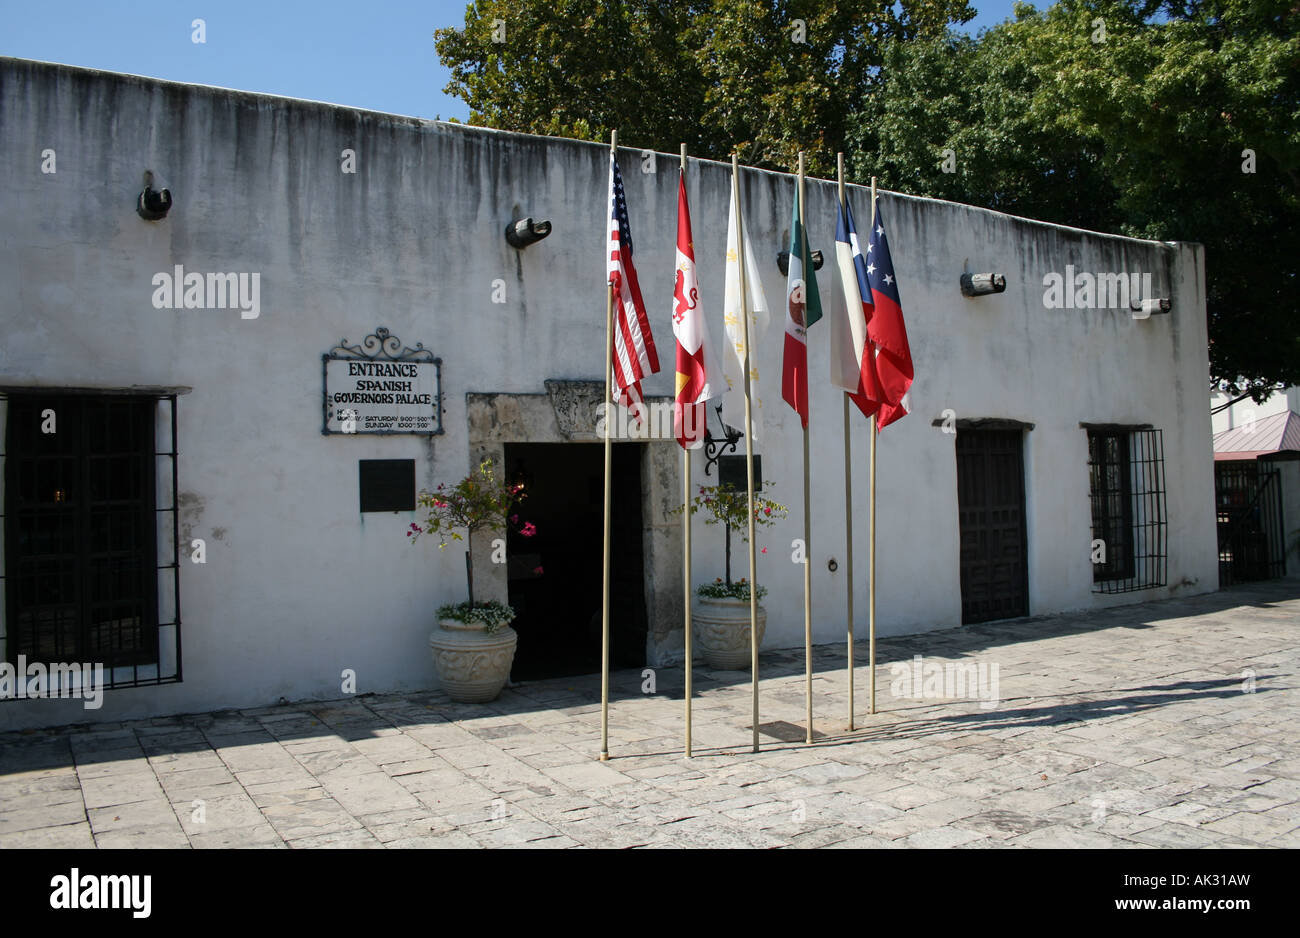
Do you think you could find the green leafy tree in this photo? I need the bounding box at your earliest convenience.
[434,0,975,174]
[852,0,1300,395]
[674,483,788,587]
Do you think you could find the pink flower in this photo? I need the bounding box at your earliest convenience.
[533,565,544,575]
[521,522,537,537]
[509,514,519,524]
[763,507,771,515]
[760,547,767,554]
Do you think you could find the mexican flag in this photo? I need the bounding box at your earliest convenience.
[781,182,822,428]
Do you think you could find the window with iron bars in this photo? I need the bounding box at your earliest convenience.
[1,391,182,695]
[1086,425,1167,593]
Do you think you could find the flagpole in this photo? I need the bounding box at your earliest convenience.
[837,152,854,732]
[797,151,814,746]
[680,143,693,760]
[869,174,878,716]
[733,154,760,754]
[600,129,617,761]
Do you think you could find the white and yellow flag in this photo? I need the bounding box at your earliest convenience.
[721,174,771,439]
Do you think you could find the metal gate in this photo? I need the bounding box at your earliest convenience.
[956,429,1029,624]
[1216,460,1286,586]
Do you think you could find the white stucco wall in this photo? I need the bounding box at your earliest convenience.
[0,59,1218,728]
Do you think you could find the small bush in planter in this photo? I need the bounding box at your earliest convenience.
[434,600,517,634]
[697,577,768,602]
[674,482,787,589]
[407,458,535,629]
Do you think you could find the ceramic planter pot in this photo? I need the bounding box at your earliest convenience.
[428,617,518,703]
[692,595,766,670]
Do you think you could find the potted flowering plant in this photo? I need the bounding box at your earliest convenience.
[677,483,787,669]
[407,459,536,702]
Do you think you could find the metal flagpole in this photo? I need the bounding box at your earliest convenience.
[681,143,693,760]
[600,130,617,761]
[798,152,813,745]
[732,154,760,754]
[869,174,878,716]
[837,153,854,732]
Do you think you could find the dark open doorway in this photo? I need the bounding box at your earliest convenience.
[504,442,647,681]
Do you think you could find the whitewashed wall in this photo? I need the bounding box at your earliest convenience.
[0,59,1217,728]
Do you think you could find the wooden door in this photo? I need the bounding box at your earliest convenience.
[956,429,1028,624]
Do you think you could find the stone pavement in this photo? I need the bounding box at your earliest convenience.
[2,581,1298,849]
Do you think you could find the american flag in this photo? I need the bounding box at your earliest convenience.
[608,152,659,408]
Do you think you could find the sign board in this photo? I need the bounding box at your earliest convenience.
[322,327,443,435]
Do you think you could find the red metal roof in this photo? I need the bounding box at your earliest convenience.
[1213,409,1300,460]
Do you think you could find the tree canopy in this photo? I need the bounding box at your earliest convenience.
[436,0,1300,395]
[434,0,976,174]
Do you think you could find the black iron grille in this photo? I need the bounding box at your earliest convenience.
[1,392,182,693]
[1215,460,1287,586]
[1088,427,1167,593]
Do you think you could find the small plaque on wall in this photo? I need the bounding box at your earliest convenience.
[718,455,762,492]
[359,460,415,512]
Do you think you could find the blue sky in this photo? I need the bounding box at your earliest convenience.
[0,1,1025,123]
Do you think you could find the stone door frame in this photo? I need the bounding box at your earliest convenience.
[466,381,683,666]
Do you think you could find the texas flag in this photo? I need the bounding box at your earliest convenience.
[671,171,722,448]
[862,201,913,429]
[831,197,885,418]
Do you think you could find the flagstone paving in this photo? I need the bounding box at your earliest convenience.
[2,581,1298,849]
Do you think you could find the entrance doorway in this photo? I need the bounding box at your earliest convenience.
[956,429,1029,624]
[504,442,647,680]
[3,394,159,668]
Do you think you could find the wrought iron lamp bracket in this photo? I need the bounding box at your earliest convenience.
[702,401,743,477]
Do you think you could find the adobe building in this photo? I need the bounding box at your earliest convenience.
[0,58,1218,728]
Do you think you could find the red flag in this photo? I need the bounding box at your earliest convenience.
[671,172,721,449]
